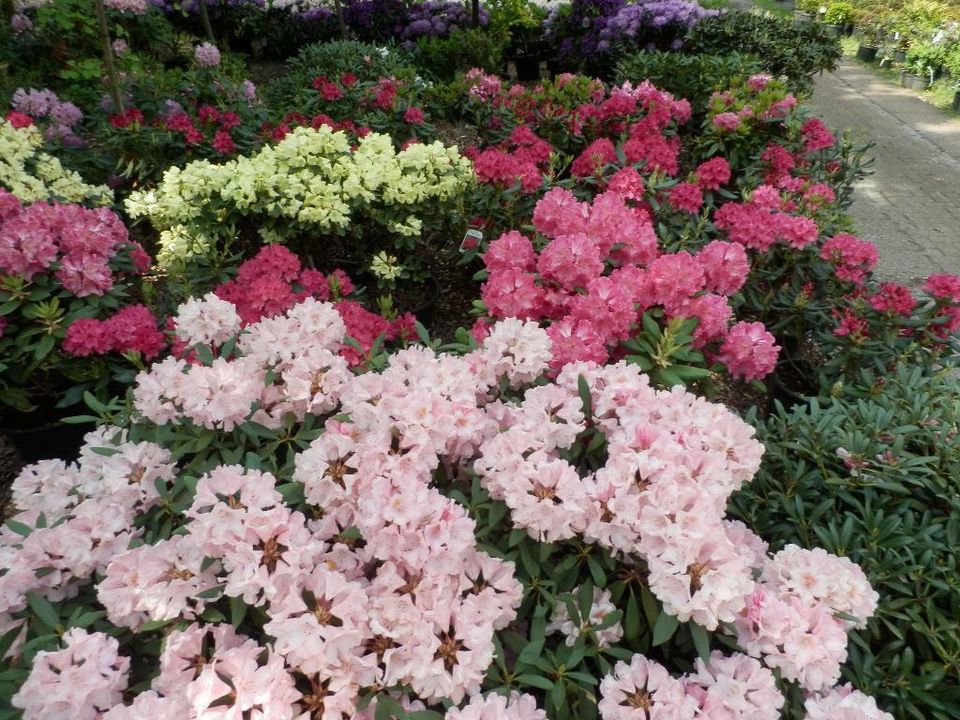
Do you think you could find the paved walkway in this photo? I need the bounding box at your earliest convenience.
[806,60,960,283]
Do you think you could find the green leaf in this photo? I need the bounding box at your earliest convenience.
[230,596,248,627]
[516,673,555,690]
[651,611,679,646]
[688,622,711,661]
[4,519,32,537]
[625,591,641,640]
[26,592,61,632]
[578,374,592,418]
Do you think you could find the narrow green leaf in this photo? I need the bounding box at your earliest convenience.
[651,611,679,646]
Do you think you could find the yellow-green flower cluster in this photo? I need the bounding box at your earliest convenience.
[126,126,474,266]
[0,120,112,205]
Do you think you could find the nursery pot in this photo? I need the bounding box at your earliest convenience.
[824,24,842,38]
[514,54,541,82]
[766,358,819,413]
[1,404,95,463]
[892,49,907,63]
[900,71,930,91]
[793,10,813,22]
[856,44,879,62]
[952,90,960,112]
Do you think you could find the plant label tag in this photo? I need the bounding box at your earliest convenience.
[460,229,483,253]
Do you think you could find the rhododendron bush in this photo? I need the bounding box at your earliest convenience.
[0,189,160,412]
[0,295,889,719]
[124,125,473,270]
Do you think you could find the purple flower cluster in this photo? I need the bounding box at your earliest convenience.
[400,0,488,42]
[10,88,84,146]
[544,0,627,58]
[600,0,715,50]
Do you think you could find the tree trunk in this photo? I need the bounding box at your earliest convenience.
[471,0,480,27]
[197,0,216,43]
[333,0,347,39]
[3,0,16,23]
[94,0,124,115]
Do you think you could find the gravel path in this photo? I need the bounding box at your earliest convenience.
[806,59,960,283]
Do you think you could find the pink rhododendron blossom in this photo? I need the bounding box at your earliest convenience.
[717,321,779,381]
[547,586,624,647]
[694,157,731,191]
[194,42,221,67]
[683,651,783,719]
[712,112,741,132]
[697,241,749,296]
[12,629,129,720]
[820,234,878,286]
[571,138,617,177]
[762,545,878,629]
[446,692,547,720]
[533,187,590,238]
[924,273,960,302]
[668,182,703,214]
[598,654,698,720]
[803,684,894,720]
[801,117,835,152]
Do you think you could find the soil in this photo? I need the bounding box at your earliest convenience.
[0,433,23,519]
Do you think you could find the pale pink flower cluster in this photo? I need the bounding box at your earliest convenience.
[547,586,624,648]
[194,42,221,67]
[480,187,769,377]
[446,692,547,720]
[173,292,243,347]
[734,582,850,692]
[135,298,351,430]
[475,361,763,630]
[762,545,879,629]
[103,623,299,719]
[12,629,129,720]
[1,428,175,658]
[99,314,555,713]
[598,651,784,720]
[684,651,784,719]
[803,684,894,720]
[103,0,147,12]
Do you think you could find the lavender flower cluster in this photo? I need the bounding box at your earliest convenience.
[400,0,488,42]
[599,0,715,51]
[544,0,627,59]
[10,88,84,146]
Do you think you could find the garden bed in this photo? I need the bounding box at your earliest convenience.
[0,3,957,720]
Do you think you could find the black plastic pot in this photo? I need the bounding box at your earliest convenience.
[952,90,960,113]
[824,24,843,37]
[892,49,907,63]
[856,44,878,62]
[2,419,94,463]
[793,10,813,22]
[514,54,541,82]
[900,71,930,91]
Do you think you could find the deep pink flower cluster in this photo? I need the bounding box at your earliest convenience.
[0,190,149,296]
[713,186,819,253]
[63,305,166,360]
[820,233,879,286]
[479,187,775,378]
[468,125,553,193]
[801,117,836,153]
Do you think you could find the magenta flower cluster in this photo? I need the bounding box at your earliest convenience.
[477,184,778,381]
[0,189,149,297]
